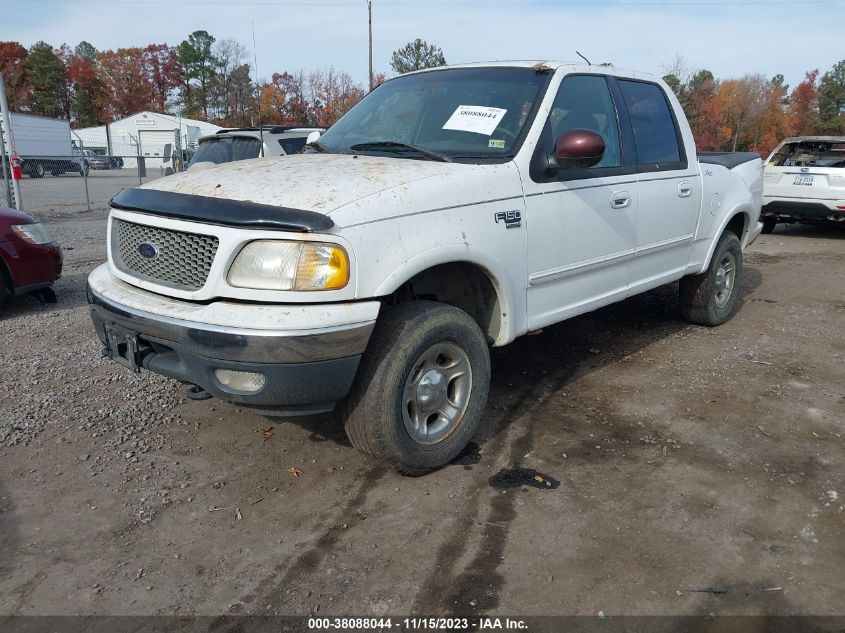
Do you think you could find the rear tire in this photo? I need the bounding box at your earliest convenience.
[680,231,743,327]
[761,217,777,234]
[34,163,45,178]
[344,301,491,475]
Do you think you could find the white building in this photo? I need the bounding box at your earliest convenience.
[75,112,222,164]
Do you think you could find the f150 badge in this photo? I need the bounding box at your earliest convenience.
[494,210,522,229]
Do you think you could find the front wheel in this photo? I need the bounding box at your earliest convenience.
[344,301,491,475]
[680,231,743,327]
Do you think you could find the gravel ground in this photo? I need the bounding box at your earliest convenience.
[0,215,842,618]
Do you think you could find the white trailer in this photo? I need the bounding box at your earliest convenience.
[5,113,85,178]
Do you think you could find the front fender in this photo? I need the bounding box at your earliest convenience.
[372,244,522,346]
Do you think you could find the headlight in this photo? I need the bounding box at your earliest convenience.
[12,223,54,245]
[228,240,349,291]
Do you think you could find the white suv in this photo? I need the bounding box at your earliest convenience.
[762,136,845,232]
[188,126,324,170]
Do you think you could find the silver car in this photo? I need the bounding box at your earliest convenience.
[188,126,324,170]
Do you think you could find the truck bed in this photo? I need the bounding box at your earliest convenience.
[697,151,761,169]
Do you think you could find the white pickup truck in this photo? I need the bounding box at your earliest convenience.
[88,62,763,474]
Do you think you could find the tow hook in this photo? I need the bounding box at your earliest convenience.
[186,385,212,401]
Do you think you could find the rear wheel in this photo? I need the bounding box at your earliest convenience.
[761,217,777,234]
[680,231,743,327]
[34,163,45,178]
[344,301,491,475]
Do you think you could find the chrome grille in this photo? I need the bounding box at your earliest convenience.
[112,219,219,291]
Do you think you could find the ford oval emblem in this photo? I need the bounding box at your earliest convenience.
[138,241,158,259]
[801,167,809,172]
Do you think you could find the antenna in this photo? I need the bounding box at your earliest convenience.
[252,20,265,156]
[576,51,592,66]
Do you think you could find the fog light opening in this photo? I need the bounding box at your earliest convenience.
[214,369,267,393]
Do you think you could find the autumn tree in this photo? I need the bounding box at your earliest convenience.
[755,76,790,155]
[389,39,446,74]
[259,71,308,124]
[25,41,66,118]
[61,41,108,127]
[817,59,845,134]
[177,30,218,119]
[789,70,819,136]
[97,48,150,119]
[0,42,30,111]
[140,44,181,113]
[307,68,364,126]
[685,69,720,150]
[718,74,768,151]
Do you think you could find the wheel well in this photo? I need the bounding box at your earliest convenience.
[0,256,13,296]
[385,262,502,344]
[724,213,747,241]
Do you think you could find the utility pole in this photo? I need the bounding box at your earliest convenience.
[368,0,374,91]
[0,73,22,210]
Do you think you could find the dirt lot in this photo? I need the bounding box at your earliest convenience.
[0,212,842,618]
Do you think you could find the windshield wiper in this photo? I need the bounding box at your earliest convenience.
[349,141,452,163]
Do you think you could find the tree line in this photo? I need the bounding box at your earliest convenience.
[662,56,844,156]
[0,33,443,129]
[1,34,842,156]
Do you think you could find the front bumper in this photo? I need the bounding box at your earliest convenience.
[0,239,63,293]
[87,264,379,413]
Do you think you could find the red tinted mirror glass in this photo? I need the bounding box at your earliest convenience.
[554,129,606,161]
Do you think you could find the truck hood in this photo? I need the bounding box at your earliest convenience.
[142,153,463,216]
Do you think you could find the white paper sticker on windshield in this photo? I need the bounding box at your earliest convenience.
[442,105,507,136]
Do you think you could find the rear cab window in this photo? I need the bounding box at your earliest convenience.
[769,141,845,168]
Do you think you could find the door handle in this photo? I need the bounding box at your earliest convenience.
[610,190,630,209]
[678,181,693,198]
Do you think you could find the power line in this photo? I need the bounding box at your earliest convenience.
[21,0,845,5]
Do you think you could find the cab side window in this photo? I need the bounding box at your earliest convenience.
[617,80,682,165]
[549,75,622,169]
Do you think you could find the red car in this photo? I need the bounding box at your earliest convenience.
[0,207,63,305]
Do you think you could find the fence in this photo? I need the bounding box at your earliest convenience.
[1,155,182,216]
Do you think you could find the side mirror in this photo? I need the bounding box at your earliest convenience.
[306,130,322,145]
[549,129,605,170]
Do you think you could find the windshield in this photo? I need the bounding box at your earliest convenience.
[770,141,845,168]
[190,136,262,166]
[315,67,551,162]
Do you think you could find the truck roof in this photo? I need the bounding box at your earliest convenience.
[400,60,659,82]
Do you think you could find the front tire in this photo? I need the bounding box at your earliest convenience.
[680,231,743,327]
[344,301,491,475]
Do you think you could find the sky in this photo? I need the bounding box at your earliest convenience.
[4,0,845,90]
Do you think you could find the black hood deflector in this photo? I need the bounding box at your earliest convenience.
[110,188,334,233]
